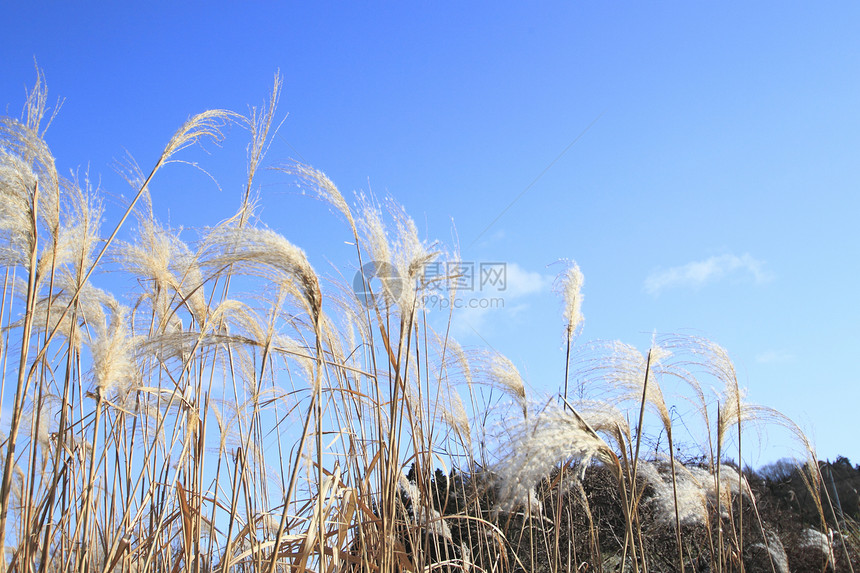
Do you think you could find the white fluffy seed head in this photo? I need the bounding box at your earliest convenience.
[554,261,584,341]
[272,334,316,383]
[493,402,614,513]
[0,149,38,253]
[291,162,356,235]
[354,194,438,315]
[607,341,673,432]
[90,303,137,398]
[202,226,321,321]
[639,460,754,525]
[575,400,632,452]
[37,174,104,280]
[440,387,472,451]
[639,460,708,525]
[117,204,209,327]
[488,353,527,416]
[25,269,114,350]
[158,109,236,165]
[447,338,472,390]
[356,195,396,306]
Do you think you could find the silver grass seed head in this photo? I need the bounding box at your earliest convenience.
[1,117,61,229]
[494,402,613,512]
[319,313,348,371]
[0,149,38,250]
[90,303,137,398]
[447,338,473,390]
[397,471,454,540]
[19,269,114,349]
[158,109,237,165]
[22,65,62,136]
[426,337,472,447]
[117,214,208,328]
[390,199,437,313]
[202,226,322,322]
[290,162,356,235]
[354,194,438,315]
[272,334,316,382]
[682,463,753,517]
[718,383,748,444]
[639,460,709,525]
[488,353,527,416]
[244,73,283,182]
[554,260,584,341]
[356,195,396,306]
[754,530,790,573]
[575,400,632,450]
[640,461,755,525]
[36,177,104,280]
[205,298,256,337]
[608,341,673,431]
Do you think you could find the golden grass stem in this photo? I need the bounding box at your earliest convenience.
[0,180,41,566]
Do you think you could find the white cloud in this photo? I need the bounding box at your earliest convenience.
[503,263,553,299]
[446,262,552,340]
[644,253,771,296]
[474,229,507,249]
[756,350,794,364]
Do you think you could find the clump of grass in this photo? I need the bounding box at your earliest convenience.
[0,68,855,573]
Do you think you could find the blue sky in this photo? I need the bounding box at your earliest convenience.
[2,2,859,465]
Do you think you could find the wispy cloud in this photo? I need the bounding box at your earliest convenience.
[644,253,771,296]
[756,350,794,364]
[449,262,552,340]
[475,229,506,248]
[504,263,553,298]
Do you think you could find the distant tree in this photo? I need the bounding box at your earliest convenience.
[820,457,860,522]
[758,458,797,484]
